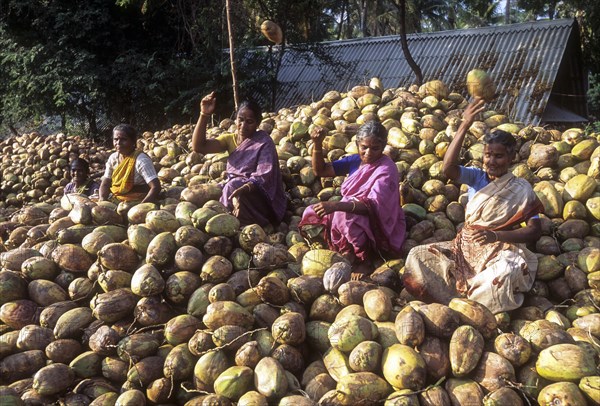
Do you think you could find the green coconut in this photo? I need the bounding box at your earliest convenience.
[536,343,596,381]
[382,344,427,391]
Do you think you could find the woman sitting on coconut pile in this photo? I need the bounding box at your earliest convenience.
[191,91,287,228]
[299,121,407,280]
[99,124,161,204]
[64,158,100,197]
[402,97,544,314]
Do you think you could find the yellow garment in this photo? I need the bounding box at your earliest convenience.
[110,151,145,201]
[215,132,238,153]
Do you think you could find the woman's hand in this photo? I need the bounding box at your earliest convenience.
[465,228,498,244]
[463,97,486,124]
[313,201,338,217]
[200,91,217,116]
[310,126,327,147]
[230,183,252,200]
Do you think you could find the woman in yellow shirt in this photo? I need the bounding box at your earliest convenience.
[99,124,161,203]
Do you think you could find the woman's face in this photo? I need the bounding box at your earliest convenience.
[113,130,136,156]
[483,143,512,179]
[70,163,88,185]
[236,107,258,139]
[357,135,385,164]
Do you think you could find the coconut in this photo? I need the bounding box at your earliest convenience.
[90,288,138,323]
[51,244,94,273]
[287,275,324,305]
[145,209,180,233]
[16,324,54,351]
[363,289,392,322]
[212,325,249,351]
[165,271,201,304]
[538,382,588,405]
[127,224,157,256]
[98,242,139,271]
[536,343,596,381]
[45,339,83,364]
[494,333,531,367]
[208,283,236,303]
[0,350,47,383]
[130,264,165,297]
[418,336,450,381]
[448,298,497,339]
[416,303,460,338]
[203,301,254,330]
[445,378,484,406]
[336,372,392,405]
[382,344,427,390]
[322,262,352,294]
[466,69,495,101]
[323,347,352,383]
[563,174,597,202]
[394,305,425,347]
[235,341,262,368]
[1,247,42,272]
[302,249,349,277]
[146,231,177,267]
[0,271,28,306]
[309,294,344,323]
[271,312,306,346]
[578,247,600,273]
[174,245,204,272]
[206,213,240,237]
[253,357,288,399]
[348,340,382,372]
[54,307,94,339]
[449,325,484,377]
[252,242,291,269]
[255,275,290,305]
[33,363,75,396]
[115,333,162,365]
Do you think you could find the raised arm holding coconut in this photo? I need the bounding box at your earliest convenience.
[191,92,286,228]
[402,97,544,313]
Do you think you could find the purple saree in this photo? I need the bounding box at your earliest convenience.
[221,130,286,226]
[300,154,406,261]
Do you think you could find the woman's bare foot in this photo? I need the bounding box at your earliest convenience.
[351,261,373,281]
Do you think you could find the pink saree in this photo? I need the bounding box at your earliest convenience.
[299,155,406,261]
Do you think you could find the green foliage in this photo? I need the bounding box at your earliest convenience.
[0,0,596,135]
[588,73,600,121]
[0,0,224,136]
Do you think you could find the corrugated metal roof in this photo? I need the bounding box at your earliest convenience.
[268,19,586,125]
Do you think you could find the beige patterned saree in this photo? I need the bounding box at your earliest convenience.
[403,172,544,313]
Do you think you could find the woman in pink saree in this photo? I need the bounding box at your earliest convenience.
[403,98,544,313]
[191,92,286,227]
[300,121,406,278]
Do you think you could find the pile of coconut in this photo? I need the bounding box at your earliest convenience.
[0,75,599,405]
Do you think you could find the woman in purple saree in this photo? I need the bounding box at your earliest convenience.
[300,121,407,278]
[191,92,286,227]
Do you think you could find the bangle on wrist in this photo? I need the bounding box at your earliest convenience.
[491,231,498,242]
[350,201,356,213]
[200,112,210,117]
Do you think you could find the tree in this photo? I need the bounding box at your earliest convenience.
[0,0,227,137]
